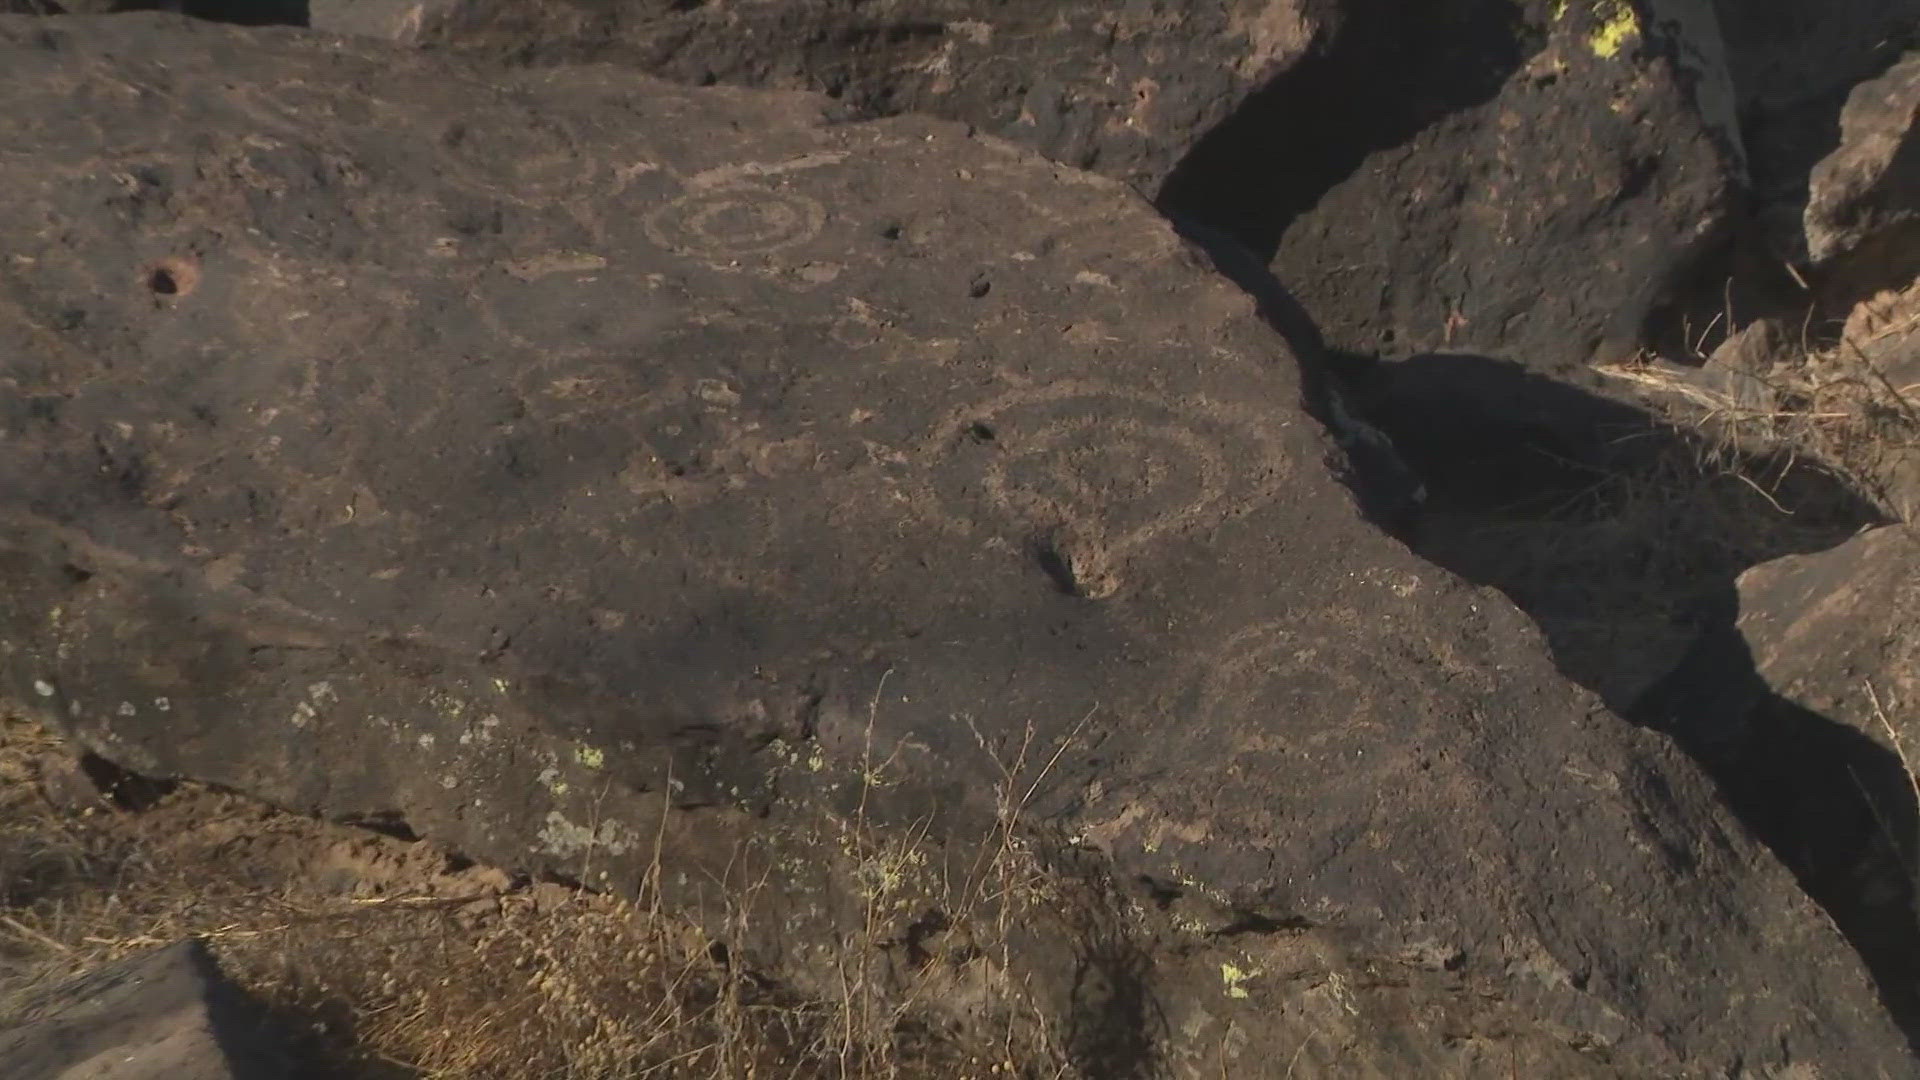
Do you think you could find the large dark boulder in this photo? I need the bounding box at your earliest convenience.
[316,1,1746,378]
[308,0,1332,193]
[0,14,1911,1074]
[1160,0,1742,377]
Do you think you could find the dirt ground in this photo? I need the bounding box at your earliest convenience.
[0,713,1058,1079]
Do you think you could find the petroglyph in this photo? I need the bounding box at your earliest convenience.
[1198,615,1386,760]
[643,184,827,260]
[922,382,1291,593]
[436,109,600,203]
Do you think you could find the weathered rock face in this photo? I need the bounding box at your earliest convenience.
[0,14,1911,1074]
[1160,0,1738,377]
[1730,525,1920,1019]
[1740,527,1920,753]
[1714,0,1918,251]
[1806,49,1920,288]
[0,940,293,1079]
[308,0,1329,193]
[1836,281,1920,518]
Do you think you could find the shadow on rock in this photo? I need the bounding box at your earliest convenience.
[1165,214,1917,1040]
[1156,0,1529,261]
[1062,933,1164,1080]
[12,1,308,24]
[1343,350,1920,1044]
[1350,351,1883,709]
[1638,595,1920,1049]
[1167,212,1425,538]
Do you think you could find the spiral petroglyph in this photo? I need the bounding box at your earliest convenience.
[643,185,827,260]
[923,382,1292,593]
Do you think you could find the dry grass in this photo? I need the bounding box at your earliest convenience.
[1599,288,1920,520]
[0,711,1071,1078]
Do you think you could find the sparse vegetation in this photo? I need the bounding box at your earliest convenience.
[0,712,1069,1078]
[1600,286,1920,521]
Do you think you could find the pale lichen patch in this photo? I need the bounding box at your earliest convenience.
[537,811,640,858]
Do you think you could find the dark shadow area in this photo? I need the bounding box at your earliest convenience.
[1167,212,1423,538]
[76,750,176,810]
[1167,213,1918,1040]
[1637,603,1920,1046]
[1643,5,1920,358]
[1354,351,1920,1046]
[1061,926,1165,1079]
[8,0,309,25]
[1338,351,1886,709]
[1717,1,1918,255]
[1156,0,1534,260]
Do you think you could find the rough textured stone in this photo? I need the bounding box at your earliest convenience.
[1161,0,1738,377]
[1731,525,1920,1014]
[0,940,291,1079]
[1837,282,1920,518]
[1715,0,1919,255]
[309,0,1328,194]
[0,15,1911,1075]
[1807,50,1920,286]
[1740,526,1920,753]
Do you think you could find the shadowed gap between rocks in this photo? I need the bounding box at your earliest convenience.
[1171,211,1920,1046]
[1155,0,1534,261]
[1353,355,1920,1046]
[1355,352,1920,1049]
[1150,4,1920,1038]
[1,0,308,24]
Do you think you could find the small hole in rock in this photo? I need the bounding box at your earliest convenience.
[966,421,996,443]
[144,256,199,298]
[968,276,992,299]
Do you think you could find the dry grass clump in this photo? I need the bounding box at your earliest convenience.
[1600,285,1920,519]
[0,712,1063,1078]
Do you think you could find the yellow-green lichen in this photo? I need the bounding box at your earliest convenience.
[1587,0,1638,58]
[575,744,606,770]
[1220,962,1260,1000]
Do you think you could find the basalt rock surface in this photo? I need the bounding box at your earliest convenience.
[310,0,1331,194]
[1161,0,1741,378]
[0,14,1912,1075]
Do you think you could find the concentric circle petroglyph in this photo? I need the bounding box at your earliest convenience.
[643,185,827,260]
[921,382,1292,586]
[1198,617,1386,760]
[433,111,601,204]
